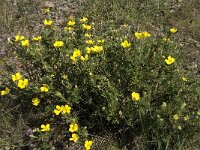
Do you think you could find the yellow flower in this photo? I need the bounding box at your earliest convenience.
[162,37,167,42]
[21,40,30,47]
[64,27,73,31]
[53,41,64,48]
[182,77,187,81]
[73,49,81,57]
[84,140,93,150]
[62,104,71,114]
[90,45,103,53]
[1,87,10,96]
[32,36,42,41]
[131,92,140,101]
[43,19,53,26]
[121,40,131,48]
[80,17,88,22]
[32,97,40,106]
[70,56,77,63]
[165,56,175,65]
[69,123,79,133]
[40,84,49,92]
[135,32,151,39]
[85,40,94,45]
[170,28,177,33]
[15,34,25,42]
[82,24,92,30]
[41,124,50,132]
[84,33,92,38]
[44,8,50,13]
[184,115,189,121]
[69,133,79,142]
[81,55,89,61]
[12,72,22,81]
[54,105,64,115]
[173,114,179,121]
[18,79,28,89]
[97,39,105,43]
[68,20,75,26]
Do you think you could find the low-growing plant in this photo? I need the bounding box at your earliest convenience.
[0,7,199,149]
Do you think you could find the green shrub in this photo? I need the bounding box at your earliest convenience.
[1,9,199,149]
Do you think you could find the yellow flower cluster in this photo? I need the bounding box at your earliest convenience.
[84,140,93,150]
[85,40,94,45]
[134,32,151,39]
[12,72,28,89]
[69,123,79,143]
[1,87,10,96]
[40,84,49,92]
[86,45,103,54]
[41,124,50,132]
[80,17,88,22]
[15,33,25,42]
[70,49,89,63]
[54,104,71,115]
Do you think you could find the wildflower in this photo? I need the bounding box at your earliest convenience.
[85,40,94,45]
[121,40,131,48]
[73,49,81,57]
[12,72,22,81]
[68,21,75,26]
[64,27,73,31]
[21,40,30,47]
[177,125,182,130]
[53,41,64,48]
[84,140,93,150]
[170,28,177,33]
[69,133,79,142]
[165,56,175,65]
[97,39,105,43]
[54,105,64,115]
[81,55,89,61]
[18,79,28,89]
[80,17,88,22]
[70,56,77,63]
[84,33,92,38]
[40,84,49,92]
[44,8,50,13]
[182,77,187,81]
[62,104,71,114]
[82,24,92,30]
[32,97,40,106]
[32,36,42,41]
[41,124,50,132]
[15,33,25,42]
[43,19,53,26]
[69,123,79,133]
[173,114,179,121]
[197,111,200,116]
[184,115,189,121]
[90,45,103,53]
[131,92,140,101]
[135,32,151,39]
[1,87,10,96]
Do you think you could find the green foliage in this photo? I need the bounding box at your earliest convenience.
[0,2,200,149]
